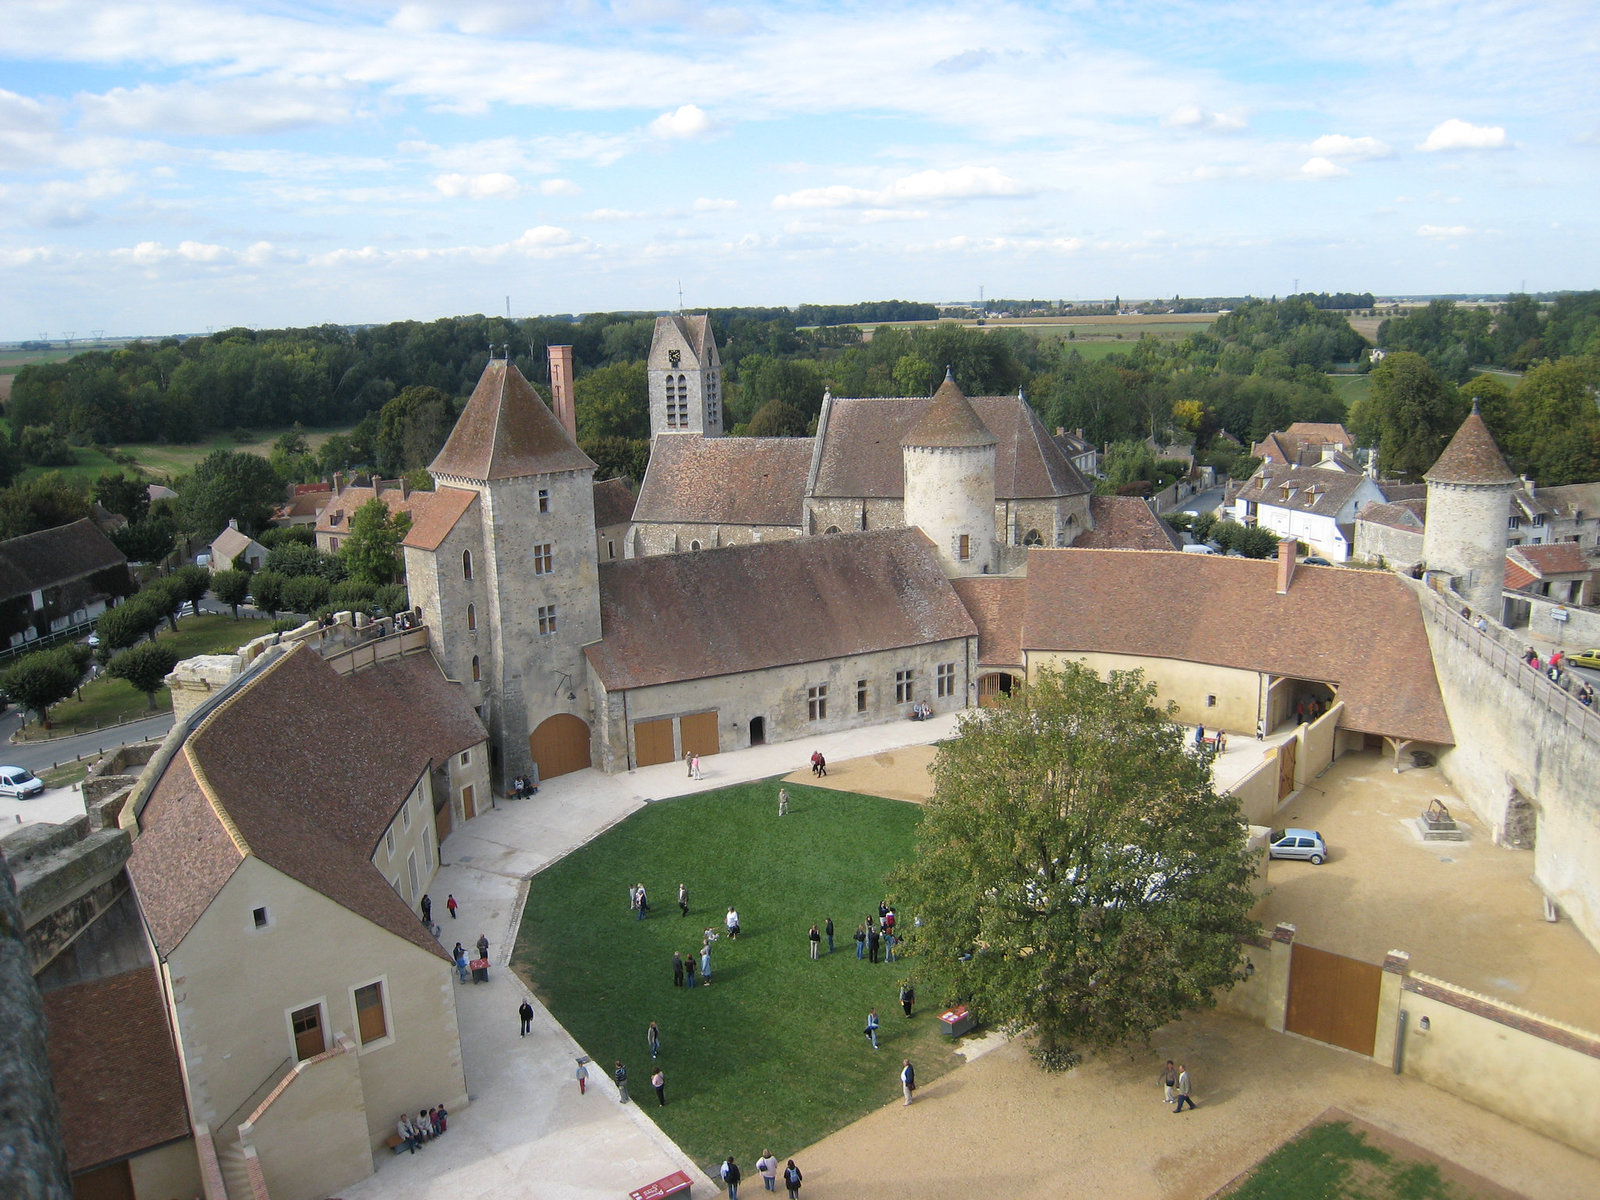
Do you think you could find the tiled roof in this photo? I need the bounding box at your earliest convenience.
[1511,486,1551,520]
[209,526,258,561]
[430,358,594,483]
[275,490,329,520]
[950,577,1025,666]
[1510,542,1592,577]
[1019,549,1453,745]
[1074,496,1183,551]
[44,967,190,1172]
[1536,481,1600,520]
[402,486,478,551]
[1252,424,1354,468]
[0,518,126,601]
[130,646,484,959]
[1503,561,1537,590]
[585,528,976,690]
[813,394,1088,500]
[593,477,637,528]
[633,435,810,526]
[1356,499,1426,531]
[903,373,998,449]
[1286,422,1353,446]
[1238,466,1372,515]
[317,483,457,539]
[1425,410,1517,485]
[1378,482,1427,502]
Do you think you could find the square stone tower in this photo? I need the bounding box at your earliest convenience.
[648,314,723,438]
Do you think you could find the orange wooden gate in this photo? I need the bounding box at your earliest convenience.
[1285,943,1381,1056]
[679,710,719,758]
[1277,736,1298,800]
[530,714,591,780]
[633,718,675,767]
[435,796,453,842]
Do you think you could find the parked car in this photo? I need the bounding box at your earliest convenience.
[1568,648,1600,670]
[1268,828,1327,865]
[1302,556,1333,566]
[0,766,46,799]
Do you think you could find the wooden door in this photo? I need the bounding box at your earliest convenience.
[1285,944,1381,1056]
[291,1004,325,1060]
[461,784,475,821]
[1277,736,1297,800]
[978,673,1014,707]
[435,796,453,842]
[634,718,675,767]
[529,714,592,780]
[679,710,719,758]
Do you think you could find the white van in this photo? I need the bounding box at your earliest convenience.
[1181,543,1215,555]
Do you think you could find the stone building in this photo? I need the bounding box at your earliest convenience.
[0,517,131,649]
[648,313,723,437]
[1421,404,1521,616]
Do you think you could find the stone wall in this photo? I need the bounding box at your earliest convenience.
[627,520,800,558]
[1353,520,1423,573]
[1518,590,1600,645]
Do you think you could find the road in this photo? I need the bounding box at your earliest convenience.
[4,712,175,774]
[1176,484,1226,515]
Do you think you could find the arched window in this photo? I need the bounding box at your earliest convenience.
[466,604,476,631]
[471,655,481,682]
[462,549,473,580]
[825,525,841,535]
[1023,529,1044,546]
[690,540,702,551]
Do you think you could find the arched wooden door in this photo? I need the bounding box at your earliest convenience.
[977,672,1016,707]
[530,714,591,780]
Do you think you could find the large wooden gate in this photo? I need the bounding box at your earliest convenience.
[679,710,720,758]
[634,717,675,767]
[1277,736,1297,800]
[1285,943,1381,1056]
[529,714,591,780]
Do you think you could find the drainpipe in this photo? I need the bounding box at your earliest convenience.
[1393,1008,1407,1074]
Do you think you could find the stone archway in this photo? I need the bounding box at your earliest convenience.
[1503,789,1537,850]
[530,713,591,781]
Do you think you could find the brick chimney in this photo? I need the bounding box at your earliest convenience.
[333,471,345,495]
[400,476,410,499]
[1276,538,1298,595]
[548,344,577,442]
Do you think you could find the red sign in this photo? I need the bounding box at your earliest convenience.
[629,1170,692,1200]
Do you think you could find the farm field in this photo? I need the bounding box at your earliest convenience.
[12,424,356,484]
[858,312,1219,342]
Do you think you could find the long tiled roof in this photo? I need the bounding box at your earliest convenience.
[585,528,976,690]
[1013,549,1453,744]
[1238,466,1373,515]
[44,967,190,1172]
[813,394,1089,500]
[1356,499,1426,531]
[633,434,811,526]
[0,518,126,600]
[1074,496,1183,551]
[1425,409,1517,485]
[1509,542,1592,577]
[594,477,637,528]
[129,646,485,959]
[318,482,461,543]
[430,358,594,482]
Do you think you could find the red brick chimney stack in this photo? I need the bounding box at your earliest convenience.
[548,344,577,442]
[1276,538,1298,595]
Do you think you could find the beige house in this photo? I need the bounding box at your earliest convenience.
[209,520,269,572]
[125,642,487,1200]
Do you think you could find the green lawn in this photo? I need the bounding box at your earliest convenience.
[1327,373,1372,407]
[512,782,966,1173]
[1223,1120,1494,1200]
[20,613,268,737]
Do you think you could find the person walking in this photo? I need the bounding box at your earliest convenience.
[854,923,866,960]
[420,893,432,925]
[1173,1064,1195,1112]
[446,893,458,920]
[691,752,703,780]
[647,1020,661,1060]
[651,1067,666,1106]
[635,882,648,920]
[900,982,914,1017]
[824,916,834,953]
[721,1156,742,1200]
[867,925,881,964]
[783,1160,803,1199]
[686,750,694,778]
[755,1151,778,1192]
[614,1061,629,1103]
[865,1007,880,1050]
[576,1061,588,1095]
[778,786,789,816]
[1161,1059,1177,1104]
[518,998,533,1036]
[808,923,821,960]
[678,882,689,917]
[726,907,740,940]
[810,750,821,776]
[815,753,826,777]
[884,928,896,962]
[672,950,685,988]
[901,1058,916,1105]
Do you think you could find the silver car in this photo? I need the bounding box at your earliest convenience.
[1268,828,1327,865]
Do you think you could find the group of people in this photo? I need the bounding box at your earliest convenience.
[509,774,538,798]
[670,939,716,989]
[725,1153,805,1198]
[1160,1060,1196,1112]
[630,882,651,919]
[1292,697,1328,724]
[808,750,828,777]
[393,1104,448,1153]
[908,701,932,720]
[684,751,705,779]
[451,935,490,983]
[852,903,899,963]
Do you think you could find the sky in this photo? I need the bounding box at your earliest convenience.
[0,0,1596,340]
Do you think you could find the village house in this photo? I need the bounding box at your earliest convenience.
[0,517,132,649]
[208,519,269,572]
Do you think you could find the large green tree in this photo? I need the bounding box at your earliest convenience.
[211,568,252,618]
[339,497,412,589]
[176,449,282,540]
[1349,351,1464,477]
[106,641,181,709]
[0,648,81,729]
[887,664,1259,1071]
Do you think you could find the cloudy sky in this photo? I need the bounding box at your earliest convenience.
[1,1,1595,339]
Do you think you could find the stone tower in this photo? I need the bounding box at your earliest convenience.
[421,355,601,783]
[901,368,997,576]
[647,314,723,438]
[1422,402,1519,617]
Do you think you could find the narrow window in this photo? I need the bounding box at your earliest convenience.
[690,540,701,552]
[936,662,955,698]
[466,603,476,631]
[538,605,557,635]
[895,669,915,704]
[471,655,481,682]
[401,803,411,832]
[856,679,868,713]
[607,539,616,560]
[1206,694,1217,707]
[459,749,470,766]
[354,982,388,1046]
[422,824,433,871]
[462,549,473,580]
[958,533,970,560]
[407,851,419,901]
[291,1004,325,1060]
[385,829,395,858]
[533,543,553,574]
[538,488,550,513]
[808,684,828,721]
[252,906,269,929]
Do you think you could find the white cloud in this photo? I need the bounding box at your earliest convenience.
[1419,119,1508,152]
[649,104,715,140]
[432,172,522,199]
[1308,134,1391,160]
[1299,157,1349,180]
[584,208,650,221]
[1418,224,1472,238]
[693,197,737,212]
[539,178,581,196]
[1164,105,1246,132]
[774,165,1027,210]
[77,80,355,136]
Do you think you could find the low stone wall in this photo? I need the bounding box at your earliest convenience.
[1518,591,1600,645]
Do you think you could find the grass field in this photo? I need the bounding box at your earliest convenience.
[512,781,965,1173]
[11,424,356,486]
[1221,1118,1507,1200]
[17,613,268,737]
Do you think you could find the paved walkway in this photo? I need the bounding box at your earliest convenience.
[338,712,962,1200]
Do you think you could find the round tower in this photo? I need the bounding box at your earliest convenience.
[1422,402,1519,617]
[902,368,997,576]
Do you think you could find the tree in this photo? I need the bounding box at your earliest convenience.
[176,449,282,541]
[248,570,287,618]
[339,496,411,589]
[281,573,330,615]
[212,568,252,618]
[581,436,649,484]
[886,664,1259,1071]
[575,361,649,442]
[141,577,184,634]
[108,516,177,564]
[1349,352,1463,477]
[0,648,81,729]
[170,565,213,613]
[0,473,93,541]
[374,386,459,476]
[93,470,151,523]
[745,399,809,437]
[95,598,163,653]
[106,641,181,710]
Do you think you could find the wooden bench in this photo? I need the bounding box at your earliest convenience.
[629,1170,691,1200]
[385,1133,407,1155]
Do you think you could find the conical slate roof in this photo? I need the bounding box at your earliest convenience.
[1424,404,1517,486]
[902,369,998,450]
[430,358,594,483]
